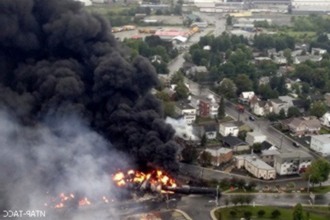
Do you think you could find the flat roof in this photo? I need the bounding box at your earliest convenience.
[311,134,330,144]
[240,155,275,170]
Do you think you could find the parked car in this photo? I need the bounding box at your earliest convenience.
[293,142,300,148]
[249,116,255,121]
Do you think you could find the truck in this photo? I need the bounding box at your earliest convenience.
[236,104,245,113]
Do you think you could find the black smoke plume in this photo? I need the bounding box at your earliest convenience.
[0,0,178,172]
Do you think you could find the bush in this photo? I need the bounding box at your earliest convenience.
[257,209,266,217]
[244,211,252,220]
[229,210,236,217]
[271,209,281,218]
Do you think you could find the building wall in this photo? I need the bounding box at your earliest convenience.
[246,132,266,145]
[206,131,217,140]
[210,151,233,166]
[199,101,210,117]
[311,136,330,156]
[219,125,239,137]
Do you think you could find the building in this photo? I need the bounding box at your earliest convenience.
[321,112,330,127]
[219,121,243,137]
[239,91,255,104]
[201,124,218,140]
[291,0,330,13]
[74,0,92,6]
[310,134,330,156]
[282,117,321,136]
[245,131,267,146]
[154,29,190,41]
[205,147,233,166]
[252,100,273,116]
[175,101,196,125]
[222,136,250,152]
[190,94,219,118]
[235,155,276,180]
[186,66,208,77]
[260,149,280,166]
[274,152,312,175]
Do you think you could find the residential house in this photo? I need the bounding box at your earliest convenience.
[245,131,267,146]
[310,134,330,157]
[269,98,289,114]
[201,124,217,140]
[190,94,219,118]
[239,91,255,104]
[259,76,270,85]
[186,66,208,77]
[283,117,321,136]
[321,112,330,128]
[219,121,243,137]
[175,101,196,125]
[311,47,327,55]
[274,152,312,175]
[293,55,322,64]
[222,136,249,152]
[260,149,280,167]
[204,147,233,166]
[235,155,276,180]
[252,100,273,116]
[273,56,287,65]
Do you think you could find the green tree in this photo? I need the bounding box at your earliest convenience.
[171,71,184,84]
[181,146,198,164]
[234,74,253,95]
[271,209,281,219]
[155,91,171,102]
[309,101,327,118]
[287,106,301,118]
[293,203,304,220]
[226,15,233,26]
[199,151,212,167]
[174,81,189,100]
[304,158,330,186]
[244,211,252,220]
[216,78,237,99]
[257,210,266,218]
[218,97,225,119]
[283,48,293,64]
[201,133,207,147]
[279,109,286,119]
[163,102,175,117]
[252,143,262,153]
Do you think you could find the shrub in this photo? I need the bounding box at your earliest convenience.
[229,210,236,217]
[271,209,281,218]
[257,209,266,218]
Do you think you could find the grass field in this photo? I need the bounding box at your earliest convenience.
[215,206,330,220]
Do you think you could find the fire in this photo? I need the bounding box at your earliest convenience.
[112,169,177,193]
[79,197,91,206]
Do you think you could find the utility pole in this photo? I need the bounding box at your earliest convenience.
[215,185,219,207]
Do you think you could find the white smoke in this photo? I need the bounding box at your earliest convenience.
[0,110,132,219]
[165,117,198,141]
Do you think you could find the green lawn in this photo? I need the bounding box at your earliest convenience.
[310,185,330,193]
[215,206,330,220]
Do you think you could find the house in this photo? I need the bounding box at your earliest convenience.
[239,91,255,104]
[283,117,321,136]
[252,100,273,116]
[273,56,287,65]
[260,149,280,167]
[219,121,243,137]
[204,147,233,166]
[310,134,330,157]
[175,101,196,125]
[186,66,208,77]
[293,55,323,64]
[222,136,249,152]
[311,47,327,55]
[245,131,267,146]
[259,76,270,85]
[201,124,217,140]
[274,152,312,175]
[190,94,219,118]
[235,155,276,180]
[321,112,330,127]
[269,98,289,114]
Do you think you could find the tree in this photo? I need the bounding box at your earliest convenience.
[293,203,304,220]
[174,81,189,100]
[226,15,233,26]
[309,101,327,118]
[283,48,293,64]
[244,211,252,220]
[252,143,262,153]
[216,78,237,99]
[171,71,184,84]
[199,151,212,167]
[257,210,266,218]
[163,102,175,117]
[304,158,330,186]
[181,146,198,164]
[217,97,225,119]
[229,210,237,217]
[287,106,301,118]
[201,133,207,147]
[279,109,286,119]
[234,74,253,95]
[271,209,281,219]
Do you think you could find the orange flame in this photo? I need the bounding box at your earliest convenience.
[112,169,177,193]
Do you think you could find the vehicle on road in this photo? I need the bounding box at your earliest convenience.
[293,142,300,148]
[236,104,245,113]
[249,116,255,121]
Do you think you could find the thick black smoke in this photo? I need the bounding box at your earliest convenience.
[0,0,178,171]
